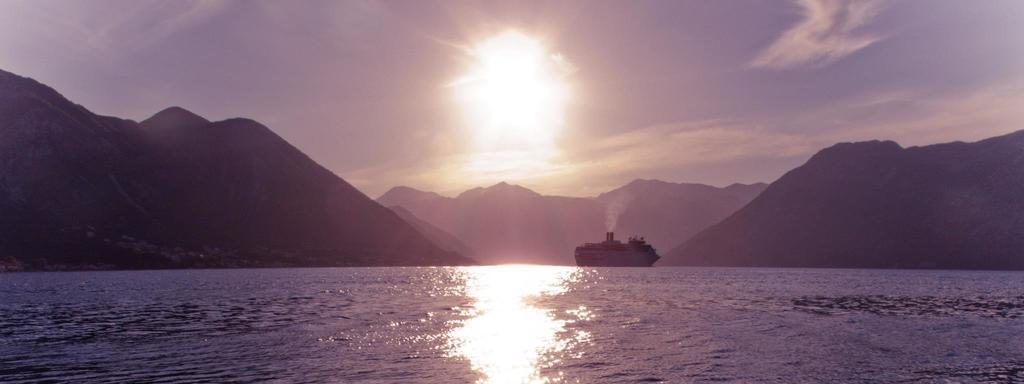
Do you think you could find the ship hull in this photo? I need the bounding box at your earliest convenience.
[574,250,659,267]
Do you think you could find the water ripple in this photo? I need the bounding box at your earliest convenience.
[1,267,1023,383]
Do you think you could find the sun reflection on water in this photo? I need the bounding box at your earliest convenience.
[448,265,585,384]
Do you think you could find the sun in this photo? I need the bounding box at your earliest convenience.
[451,31,572,178]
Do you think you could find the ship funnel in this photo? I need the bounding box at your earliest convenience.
[606,232,614,242]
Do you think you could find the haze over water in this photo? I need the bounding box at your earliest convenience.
[3,266,1024,383]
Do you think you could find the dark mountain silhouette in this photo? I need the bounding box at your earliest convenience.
[665,131,1024,269]
[377,180,765,265]
[0,69,470,270]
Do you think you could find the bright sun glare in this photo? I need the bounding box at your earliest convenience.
[452,31,571,179]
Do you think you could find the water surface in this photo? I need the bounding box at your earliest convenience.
[2,267,1023,383]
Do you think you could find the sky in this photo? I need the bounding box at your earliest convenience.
[2,0,1023,197]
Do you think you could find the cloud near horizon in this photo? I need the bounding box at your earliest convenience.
[750,0,886,69]
[360,75,1024,198]
[348,119,822,198]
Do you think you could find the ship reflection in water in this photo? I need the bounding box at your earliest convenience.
[448,266,590,384]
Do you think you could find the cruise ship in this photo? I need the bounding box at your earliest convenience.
[574,232,660,267]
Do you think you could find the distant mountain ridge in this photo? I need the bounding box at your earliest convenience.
[386,206,476,259]
[377,180,766,265]
[665,131,1024,269]
[379,182,604,264]
[596,179,766,253]
[0,68,471,270]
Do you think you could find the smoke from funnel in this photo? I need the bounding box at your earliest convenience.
[604,191,633,231]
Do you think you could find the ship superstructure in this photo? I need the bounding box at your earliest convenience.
[574,232,660,267]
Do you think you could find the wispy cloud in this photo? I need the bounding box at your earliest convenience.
[347,83,1024,198]
[347,119,821,197]
[0,0,229,58]
[806,80,1024,145]
[559,121,819,185]
[572,121,813,168]
[85,1,230,51]
[751,0,886,70]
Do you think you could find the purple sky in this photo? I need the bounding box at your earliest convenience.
[2,0,1023,197]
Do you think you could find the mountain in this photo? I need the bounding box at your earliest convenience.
[665,131,1024,269]
[386,206,476,258]
[380,182,604,264]
[377,180,765,265]
[596,179,766,253]
[0,69,471,270]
